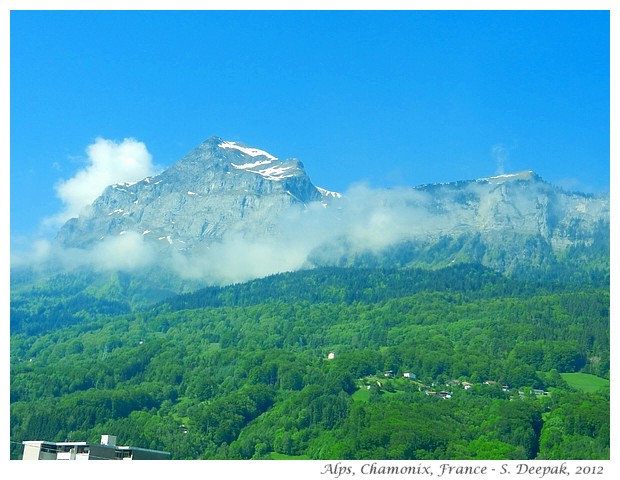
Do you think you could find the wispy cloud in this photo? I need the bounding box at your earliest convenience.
[491,143,509,175]
[157,184,447,284]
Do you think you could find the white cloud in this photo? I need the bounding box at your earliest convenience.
[89,231,158,272]
[44,137,160,227]
[158,184,442,285]
[167,236,311,285]
[10,238,53,269]
[11,231,158,274]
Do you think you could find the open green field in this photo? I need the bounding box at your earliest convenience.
[267,453,311,460]
[352,387,372,402]
[560,373,609,393]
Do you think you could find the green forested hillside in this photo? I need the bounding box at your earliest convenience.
[9,265,610,460]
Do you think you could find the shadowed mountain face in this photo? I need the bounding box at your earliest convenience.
[50,137,608,285]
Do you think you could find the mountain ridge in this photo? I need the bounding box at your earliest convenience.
[55,137,608,249]
[17,135,607,296]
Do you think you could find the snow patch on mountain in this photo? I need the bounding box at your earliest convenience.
[231,159,299,181]
[317,187,342,198]
[231,159,273,170]
[218,140,277,160]
[479,170,537,184]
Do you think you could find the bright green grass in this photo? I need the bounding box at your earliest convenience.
[560,372,609,393]
[352,387,372,402]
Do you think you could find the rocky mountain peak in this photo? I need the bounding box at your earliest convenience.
[162,136,309,183]
[55,137,329,250]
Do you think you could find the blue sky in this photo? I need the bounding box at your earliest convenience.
[8,8,610,242]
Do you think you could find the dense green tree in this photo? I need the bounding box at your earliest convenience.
[10,264,609,460]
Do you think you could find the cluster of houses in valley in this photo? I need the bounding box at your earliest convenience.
[372,370,548,399]
[326,352,549,399]
[420,379,512,400]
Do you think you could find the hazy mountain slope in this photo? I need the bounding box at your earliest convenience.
[310,172,609,273]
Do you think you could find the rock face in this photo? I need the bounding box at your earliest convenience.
[56,136,335,250]
[411,170,608,250]
[55,136,609,275]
